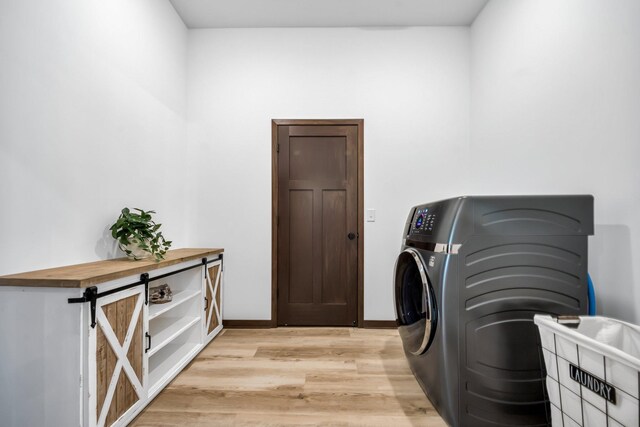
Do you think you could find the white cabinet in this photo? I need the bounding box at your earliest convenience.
[0,248,224,427]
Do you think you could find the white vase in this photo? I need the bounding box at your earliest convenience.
[120,238,152,260]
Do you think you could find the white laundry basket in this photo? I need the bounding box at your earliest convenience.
[534,315,640,427]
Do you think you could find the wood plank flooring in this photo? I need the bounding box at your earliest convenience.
[131,328,446,426]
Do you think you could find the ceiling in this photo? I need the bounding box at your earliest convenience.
[169,0,490,28]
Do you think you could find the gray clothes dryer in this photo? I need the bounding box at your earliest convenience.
[394,195,594,427]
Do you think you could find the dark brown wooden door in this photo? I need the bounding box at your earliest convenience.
[277,124,358,326]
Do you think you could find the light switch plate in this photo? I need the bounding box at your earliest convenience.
[366,209,376,222]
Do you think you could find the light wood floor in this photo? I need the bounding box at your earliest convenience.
[131,328,446,426]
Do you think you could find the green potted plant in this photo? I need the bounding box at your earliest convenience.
[110,208,172,261]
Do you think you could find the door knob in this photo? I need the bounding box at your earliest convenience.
[348,232,356,240]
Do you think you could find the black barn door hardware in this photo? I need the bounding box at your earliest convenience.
[67,255,223,328]
[68,286,99,328]
[141,273,149,305]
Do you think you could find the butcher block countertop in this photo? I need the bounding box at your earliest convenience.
[0,248,223,288]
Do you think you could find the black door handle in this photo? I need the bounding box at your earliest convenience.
[145,332,152,353]
[348,232,356,240]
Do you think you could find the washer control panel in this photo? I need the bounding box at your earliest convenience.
[412,207,439,235]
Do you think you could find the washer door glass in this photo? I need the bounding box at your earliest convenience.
[394,248,437,355]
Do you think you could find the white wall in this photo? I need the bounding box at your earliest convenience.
[0,0,188,274]
[3,0,636,324]
[471,0,640,322]
[187,27,471,320]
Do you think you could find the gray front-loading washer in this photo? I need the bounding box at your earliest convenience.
[394,195,594,426]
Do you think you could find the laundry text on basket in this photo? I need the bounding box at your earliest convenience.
[569,364,616,404]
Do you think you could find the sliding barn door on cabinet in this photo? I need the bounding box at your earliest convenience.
[89,285,147,427]
[204,260,223,343]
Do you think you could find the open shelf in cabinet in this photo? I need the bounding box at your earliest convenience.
[148,320,201,395]
[147,264,202,320]
[148,289,200,320]
[148,315,201,357]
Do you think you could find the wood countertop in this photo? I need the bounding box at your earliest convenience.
[0,248,223,288]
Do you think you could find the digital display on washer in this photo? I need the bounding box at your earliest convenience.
[413,207,436,233]
[414,208,428,229]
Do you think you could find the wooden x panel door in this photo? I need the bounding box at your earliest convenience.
[204,260,222,343]
[90,285,146,427]
[277,124,359,326]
